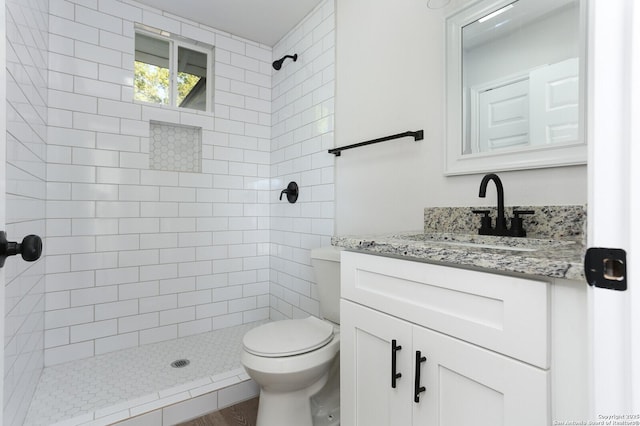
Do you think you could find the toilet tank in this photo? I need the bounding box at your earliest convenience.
[310,246,343,324]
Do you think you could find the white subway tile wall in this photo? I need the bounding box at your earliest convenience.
[269,0,336,320]
[44,0,275,367]
[4,0,48,425]
[3,0,335,424]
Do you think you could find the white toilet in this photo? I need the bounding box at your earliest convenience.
[241,246,342,426]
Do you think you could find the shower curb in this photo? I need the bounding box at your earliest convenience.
[50,373,258,426]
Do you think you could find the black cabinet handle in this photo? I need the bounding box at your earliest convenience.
[391,339,402,388]
[414,351,427,403]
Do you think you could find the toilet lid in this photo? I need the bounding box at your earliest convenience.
[243,316,334,357]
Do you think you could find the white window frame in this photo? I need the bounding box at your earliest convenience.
[134,26,213,113]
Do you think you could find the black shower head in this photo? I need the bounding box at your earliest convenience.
[272,54,298,70]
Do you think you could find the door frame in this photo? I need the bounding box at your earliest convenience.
[587,0,640,416]
[1,0,7,419]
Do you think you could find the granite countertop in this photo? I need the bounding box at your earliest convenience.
[331,231,586,281]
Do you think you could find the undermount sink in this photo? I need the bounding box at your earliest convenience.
[401,233,576,252]
[429,240,537,252]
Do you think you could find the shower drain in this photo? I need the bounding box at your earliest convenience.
[170,359,190,368]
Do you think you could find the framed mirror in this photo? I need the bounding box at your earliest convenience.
[444,0,587,175]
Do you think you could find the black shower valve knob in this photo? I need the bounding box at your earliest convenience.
[0,231,43,267]
[279,181,299,203]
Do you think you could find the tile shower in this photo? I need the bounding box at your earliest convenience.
[4,0,335,424]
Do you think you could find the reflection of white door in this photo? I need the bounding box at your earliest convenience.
[530,58,580,146]
[588,0,639,418]
[476,78,529,152]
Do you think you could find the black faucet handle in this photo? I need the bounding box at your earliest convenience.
[513,209,535,218]
[510,210,535,237]
[472,210,493,235]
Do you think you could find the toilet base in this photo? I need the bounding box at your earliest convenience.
[310,356,340,426]
[256,371,329,426]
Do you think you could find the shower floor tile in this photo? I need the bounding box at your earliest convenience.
[24,322,265,426]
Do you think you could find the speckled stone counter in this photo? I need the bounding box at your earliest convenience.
[332,205,586,281]
[423,205,586,242]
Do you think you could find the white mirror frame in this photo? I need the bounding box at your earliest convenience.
[444,0,588,176]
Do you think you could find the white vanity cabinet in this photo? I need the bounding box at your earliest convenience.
[340,251,585,425]
[341,300,548,426]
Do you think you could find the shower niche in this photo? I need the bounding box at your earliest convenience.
[149,121,203,173]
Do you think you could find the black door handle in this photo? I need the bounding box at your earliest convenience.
[414,350,427,403]
[391,339,402,388]
[0,231,43,267]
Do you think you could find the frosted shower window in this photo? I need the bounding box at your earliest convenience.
[134,28,212,112]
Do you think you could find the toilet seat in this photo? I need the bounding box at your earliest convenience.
[243,316,334,357]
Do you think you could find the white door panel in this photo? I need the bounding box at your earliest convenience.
[476,79,529,152]
[530,57,580,145]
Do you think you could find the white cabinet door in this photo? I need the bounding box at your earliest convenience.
[341,300,413,426]
[412,326,550,426]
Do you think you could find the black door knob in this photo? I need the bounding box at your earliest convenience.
[0,231,43,267]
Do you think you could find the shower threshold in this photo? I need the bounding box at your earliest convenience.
[24,321,265,426]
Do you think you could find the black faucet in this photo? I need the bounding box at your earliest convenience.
[475,173,534,237]
[478,173,508,235]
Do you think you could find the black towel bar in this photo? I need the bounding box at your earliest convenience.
[328,130,424,157]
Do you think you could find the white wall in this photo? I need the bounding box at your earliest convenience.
[4,0,48,424]
[269,0,336,320]
[335,0,587,235]
[44,0,272,366]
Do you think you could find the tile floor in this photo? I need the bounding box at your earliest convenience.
[24,322,265,426]
[177,397,258,426]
